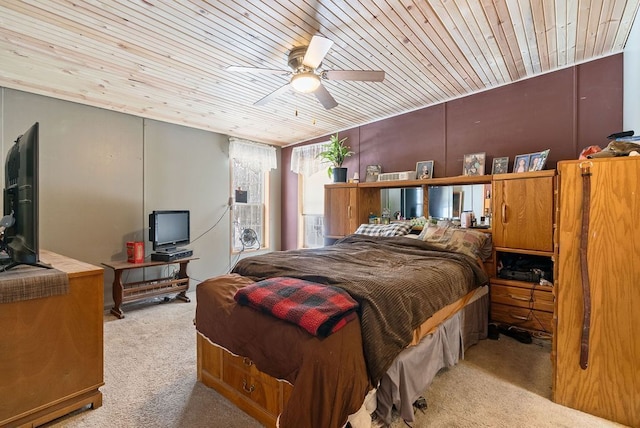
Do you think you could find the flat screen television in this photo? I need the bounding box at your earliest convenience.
[148,210,190,252]
[1,122,49,271]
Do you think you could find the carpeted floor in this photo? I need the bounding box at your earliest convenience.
[44,292,624,428]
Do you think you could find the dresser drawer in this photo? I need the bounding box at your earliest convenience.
[491,284,554,312]
[491,303,553,333]
[223,351,260,375]
[222,360,280,414]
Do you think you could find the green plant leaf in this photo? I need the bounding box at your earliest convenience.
[316,133,353,172]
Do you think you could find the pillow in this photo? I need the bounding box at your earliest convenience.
[419,220,460,242]
[435,219,456,228]
[355,222,412,237]
[417,222,455,241]
[477,233,493,261]
[445,229,490,260]
[419,224,491,260]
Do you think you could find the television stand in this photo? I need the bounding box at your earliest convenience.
[102,256,198,319]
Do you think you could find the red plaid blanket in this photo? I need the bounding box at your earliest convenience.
[234,277,359,337]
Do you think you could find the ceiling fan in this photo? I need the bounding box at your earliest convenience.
[227,35,385,110]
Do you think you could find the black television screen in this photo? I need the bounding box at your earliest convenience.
[149,210,190,252]
[1,122,47,270]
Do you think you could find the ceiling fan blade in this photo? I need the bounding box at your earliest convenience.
[302,35,334,69]
[323,70,385,82]
[314,84,338,109]
[227,65,289,75]
[254,83,291,106]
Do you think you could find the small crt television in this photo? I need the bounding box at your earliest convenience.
[148,210,190,252]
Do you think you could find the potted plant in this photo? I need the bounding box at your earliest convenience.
[317,133,353,182]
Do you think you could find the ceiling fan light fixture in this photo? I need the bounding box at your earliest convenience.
[290,72,320,93]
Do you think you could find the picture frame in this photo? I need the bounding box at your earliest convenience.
[415,160,434,180]
[491,157,509,175]
[513,154,530,173]
[365,165,382,182]
[528,149,550,171]
[462,152,486,176]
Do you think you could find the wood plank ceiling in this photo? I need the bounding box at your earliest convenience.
[1,1,638,147]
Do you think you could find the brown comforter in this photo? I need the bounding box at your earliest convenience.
[231,234,489,384]
[196,274,369,428]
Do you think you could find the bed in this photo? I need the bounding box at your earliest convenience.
[195,226,491,428]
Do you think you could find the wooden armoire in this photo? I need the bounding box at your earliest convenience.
[554,156,640,427]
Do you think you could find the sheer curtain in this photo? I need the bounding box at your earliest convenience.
[290,141,328,176]
[229,137,277,172]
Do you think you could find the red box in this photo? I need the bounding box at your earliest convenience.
[126,241,144,263]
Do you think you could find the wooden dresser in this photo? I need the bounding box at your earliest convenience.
[0,251,104,428]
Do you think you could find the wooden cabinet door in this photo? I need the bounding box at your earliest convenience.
[324,185,358,238]
[554,157,640,427]
[492,173,554,252]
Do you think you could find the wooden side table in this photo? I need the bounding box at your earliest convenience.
[102,256,197,319]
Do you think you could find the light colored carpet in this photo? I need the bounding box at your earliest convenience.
[44,292,624,428]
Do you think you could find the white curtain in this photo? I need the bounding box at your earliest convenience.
[290,141,329,177]
[229,137,277,172]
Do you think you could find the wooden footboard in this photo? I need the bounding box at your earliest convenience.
[197,332,293,427]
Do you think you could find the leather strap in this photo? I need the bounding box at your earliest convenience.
[579,163,592,370]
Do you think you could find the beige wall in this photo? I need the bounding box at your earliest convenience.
[143,119,231,284]
[0,88,281,308]
[625,10,640,131]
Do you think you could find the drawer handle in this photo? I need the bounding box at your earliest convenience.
[501,203,507,223]
[508,294,532,302]
[509,313,531,321]
[242,379,255,394]
[242,357,253,367]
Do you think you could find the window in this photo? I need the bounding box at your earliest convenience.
[229,138,276,252]
[291,142,330,248]
[299,169,331,248]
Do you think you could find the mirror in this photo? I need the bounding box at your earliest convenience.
[381,184,491,222]
[428,184,489,221]
[380,187,424,220]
